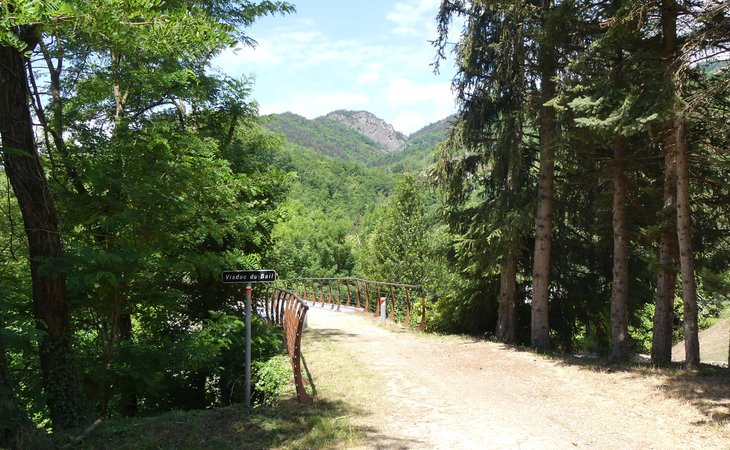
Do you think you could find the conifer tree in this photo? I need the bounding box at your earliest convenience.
[434,0,533,344]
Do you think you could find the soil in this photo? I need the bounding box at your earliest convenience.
[303,306,730,450]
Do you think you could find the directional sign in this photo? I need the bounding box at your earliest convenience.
[222,270,277,284]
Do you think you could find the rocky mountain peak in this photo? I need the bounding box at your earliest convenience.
[325,110,407,153]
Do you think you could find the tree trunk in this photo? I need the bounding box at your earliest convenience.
[652,0,680,367]
[0,43,88,430]
[610,134,630,363]
[652,131,678,365]
[497,249,518,344]
[530,29,557,351]
[675,115,700,369]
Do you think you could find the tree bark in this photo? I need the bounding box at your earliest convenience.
[652,130,678,365]
[497,248,518,344]
[0,43,88,429]
[675,115,700,369]
[652,0,680,367]
[530,24,557,351]
[610,134,630,363]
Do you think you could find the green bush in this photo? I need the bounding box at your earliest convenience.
[252,355,293,407]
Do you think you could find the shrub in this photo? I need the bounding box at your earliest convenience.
[252,355,293,407]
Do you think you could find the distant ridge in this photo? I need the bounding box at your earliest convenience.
[261,112,384,163]
[325,110,407,153]
[261,110,454,171]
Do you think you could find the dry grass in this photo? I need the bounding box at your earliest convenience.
[673,318,730,364]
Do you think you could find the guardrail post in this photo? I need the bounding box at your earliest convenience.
[364,281,370,315]
[346,280,352,306]
[328,280,335,309]
[418,288,426,331]
[336,280,342,311]
[375,285,382,317]
[355,279,362,308]
[389,285,396,321]
[405,287,411,327]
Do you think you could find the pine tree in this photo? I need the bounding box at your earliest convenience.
[434,0,533,344]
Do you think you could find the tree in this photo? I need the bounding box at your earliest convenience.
[434,0,576,348]
[361,174,431,285]
[434,0,534,344]
[1,3,88,428]
[530,0,560,351]
[651,0,681,366]
[2,0,294,428]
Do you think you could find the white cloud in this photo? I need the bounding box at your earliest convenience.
[386,0,440,36]
[357,63,384,85]
[386,79,453,108]
[392,111,427,135]
[213,5,458,134]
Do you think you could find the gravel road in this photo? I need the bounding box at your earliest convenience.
[303,305,730,450]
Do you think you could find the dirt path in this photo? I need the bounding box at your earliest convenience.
[302,306,730,450]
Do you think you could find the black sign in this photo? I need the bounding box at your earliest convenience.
[222,270,277,284]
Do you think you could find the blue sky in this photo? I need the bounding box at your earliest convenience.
[213,0,458,135]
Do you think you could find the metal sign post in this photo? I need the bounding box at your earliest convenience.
[222,269,277,407]
[244,282,252,407]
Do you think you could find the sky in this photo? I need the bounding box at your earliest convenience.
[212,0,459,135]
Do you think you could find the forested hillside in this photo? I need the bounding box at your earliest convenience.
[261,112,451,281]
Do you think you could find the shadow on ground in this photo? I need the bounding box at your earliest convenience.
[71,397,373,450]
[556,356,730,425]
[306,327,361,340]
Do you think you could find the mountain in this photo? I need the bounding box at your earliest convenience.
[262,110,454,172]
[325,110,407,153]
[261,112,384,163]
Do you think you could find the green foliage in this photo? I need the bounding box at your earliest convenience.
[359,174,430,285]
[1,0,299,432]
[252,355,293,407]
[375,116,454,173]
[277,142,396,217]
[267,201,356,279]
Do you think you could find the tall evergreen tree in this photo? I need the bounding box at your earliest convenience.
[434,0,533,344]
[530,0,561,351]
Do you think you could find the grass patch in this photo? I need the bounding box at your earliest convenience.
[59,325,375,449]
[60,398,359,450]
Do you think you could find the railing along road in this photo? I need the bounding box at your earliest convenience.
[260,287,312,403]
[275,277,428,331]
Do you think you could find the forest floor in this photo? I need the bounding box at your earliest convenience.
[302,306,730,450]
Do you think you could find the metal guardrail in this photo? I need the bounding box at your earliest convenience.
[261,287,312,404]
[255,278,427,404]
[275,277,428,331]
